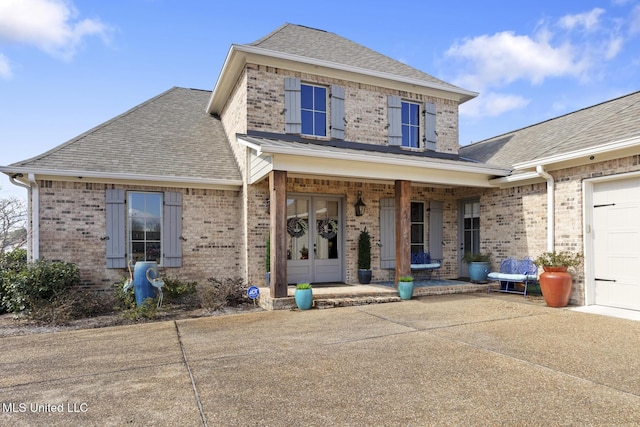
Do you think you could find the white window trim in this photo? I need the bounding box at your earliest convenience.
[128,191,164,266]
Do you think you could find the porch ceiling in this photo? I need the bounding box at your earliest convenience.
[239,134,511,188]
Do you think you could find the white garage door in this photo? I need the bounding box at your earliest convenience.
[592,178,640,311]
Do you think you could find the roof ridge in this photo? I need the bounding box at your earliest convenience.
[10,87,186,167]
[247,23,290,46]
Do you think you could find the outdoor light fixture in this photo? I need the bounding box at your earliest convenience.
[354,191,366,217]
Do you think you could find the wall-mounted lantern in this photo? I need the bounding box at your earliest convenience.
[354,191,366,217]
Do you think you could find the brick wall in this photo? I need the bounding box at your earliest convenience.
[239,64,460,154]
[36,180,242,290]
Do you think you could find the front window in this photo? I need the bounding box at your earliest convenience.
[411,202,425,253]
[301,84,327,137]
[402,101,420,148]
[128,192,162,263]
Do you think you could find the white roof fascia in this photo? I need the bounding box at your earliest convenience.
[513,135,640,170]
[0,167,242,190]
[207,44,478,113]
[242,140,509,176]
[488,171,545,187]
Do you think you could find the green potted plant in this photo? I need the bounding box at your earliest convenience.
[533,250,582,307]
[357,227,372,284]
[462,252,492,283]
[398,275,414,300]
[294,283,313,310]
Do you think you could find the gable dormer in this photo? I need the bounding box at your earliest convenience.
[208,24,476,158]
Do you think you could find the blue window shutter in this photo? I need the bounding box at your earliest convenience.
[429,200,444,260]
[284,77,301,133]
[330,85,345,139]
[105,189,126,268]
[425,101,437,150]
[387,95,402,146]
[163,191,183,267]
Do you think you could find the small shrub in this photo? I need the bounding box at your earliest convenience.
[112,278,136,311]
[121,298,158,321]
[295,283,312,290]
[0,248,27,313]
[162,276,198,304]
[199,277,248,311]
[3,258,80,314]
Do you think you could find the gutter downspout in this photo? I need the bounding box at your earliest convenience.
[8,174,33,261]
[536,165,555,252]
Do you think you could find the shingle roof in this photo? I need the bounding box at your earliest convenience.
[10,87,241,182]
[247,23,465,92]
[460,91,640,168]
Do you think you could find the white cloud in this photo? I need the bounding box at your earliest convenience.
[630,5,640,34]
[0,0,111,61]
[445,31,587,91]
[0,53,12,79]
[460,92,530,119]
[558,8,605,32]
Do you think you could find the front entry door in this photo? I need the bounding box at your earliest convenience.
[287,196,343,284]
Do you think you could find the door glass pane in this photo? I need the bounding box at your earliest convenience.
[315,200,339,260]
[287,198,310,261]
[463,201,480,254]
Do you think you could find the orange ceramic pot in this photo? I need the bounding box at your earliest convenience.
[539,266,572,307]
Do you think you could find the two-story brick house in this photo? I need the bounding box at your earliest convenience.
[3,23,640,311]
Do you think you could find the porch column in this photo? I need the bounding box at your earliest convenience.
[269,170,288,298]
[395,180,411,286]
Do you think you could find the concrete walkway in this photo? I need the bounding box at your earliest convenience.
[1,293,639,426]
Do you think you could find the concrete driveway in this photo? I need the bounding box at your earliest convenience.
[1,293,639,426]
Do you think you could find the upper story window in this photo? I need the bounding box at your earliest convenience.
[301,84,327,137]
[388,95,437,150]
[402,101,420,148]
[284,77,345,139]
[129,192,163,264]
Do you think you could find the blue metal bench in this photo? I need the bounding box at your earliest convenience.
[487,258,537,298]
[410,251,442,280]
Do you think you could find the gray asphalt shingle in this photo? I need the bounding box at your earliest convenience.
[248,23,466,91]
[460,90,640,168]
[10,87,240,182]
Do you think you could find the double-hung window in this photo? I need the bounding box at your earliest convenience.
[301,84,327,137]
[105,189,183,268]
[401,101,420,148]
[388,95,437,150]
[284,77,345,139]
[128,192,162,264]
[410,202,425,254]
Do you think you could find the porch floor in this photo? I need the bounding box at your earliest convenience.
[257,279,492,310]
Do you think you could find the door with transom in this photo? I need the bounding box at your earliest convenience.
[286,196,343,284]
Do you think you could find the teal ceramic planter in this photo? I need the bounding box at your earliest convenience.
[468,262,490,283]
[398,281,414,300]
[294,288,313,310]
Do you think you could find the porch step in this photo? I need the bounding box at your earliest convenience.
[314,295,401,309]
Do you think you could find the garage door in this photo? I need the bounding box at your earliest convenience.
[592,178,640,310]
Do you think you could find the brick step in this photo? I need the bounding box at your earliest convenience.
[314,295,402,309]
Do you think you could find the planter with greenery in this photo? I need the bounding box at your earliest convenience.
[462,252,492,283]
[533,251,582,307]
[357,227,372,284]
[398,275,414,300]
[294,283,313,310]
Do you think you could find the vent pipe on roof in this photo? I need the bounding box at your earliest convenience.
[536,165,554,252]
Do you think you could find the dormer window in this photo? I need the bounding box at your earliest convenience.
[301,84,327,137]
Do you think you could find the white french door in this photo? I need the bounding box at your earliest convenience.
[286,196,343,284]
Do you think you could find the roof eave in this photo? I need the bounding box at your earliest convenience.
[207,44,477,114]
[513,135,640,171]
[0,167,242,191]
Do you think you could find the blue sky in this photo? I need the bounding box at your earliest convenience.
[2,0,640,199]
